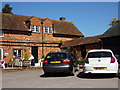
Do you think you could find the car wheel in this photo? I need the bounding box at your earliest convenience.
[118,73,120,79]
[44,72,50,76]
[117,70,120,79]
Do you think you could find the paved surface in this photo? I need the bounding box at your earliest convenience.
[1,69,119,88]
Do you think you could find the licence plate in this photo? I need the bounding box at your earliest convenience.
[51,61,61,63]
[94,67,106,70]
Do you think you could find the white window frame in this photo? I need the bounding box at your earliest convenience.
[0,48,3,60]
[30,25,40,33]
[13,49,22,57]
[0,31,4,37]
[44,27,53,34]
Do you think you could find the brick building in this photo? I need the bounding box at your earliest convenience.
[61,35,102,58]
[0,13,84,63]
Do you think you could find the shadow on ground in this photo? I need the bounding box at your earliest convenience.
[40,72,73,78]
[77,72,119,79]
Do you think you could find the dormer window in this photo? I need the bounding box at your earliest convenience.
[30,25,40,33]
[44,27,53,34]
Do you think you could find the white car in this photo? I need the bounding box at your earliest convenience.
[83,49,118,74]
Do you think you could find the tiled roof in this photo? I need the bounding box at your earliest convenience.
[1,13,84,37]
[2,13,31,31]
[100,21,120,38]
[52,20,83,36]
[61,35,102,48]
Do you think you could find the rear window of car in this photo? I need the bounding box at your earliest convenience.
[45,53,67,60]
[87,51,112,58]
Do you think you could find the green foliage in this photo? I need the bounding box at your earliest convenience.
[109,18,118,26]
[24,52,29,61]
[9,56,13,62]
[2,4,13,14]
[41,55,45,59]
[59,40,63,43]
[75,57,84,65]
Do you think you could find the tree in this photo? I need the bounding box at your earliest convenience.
[109,18,118,26]
[2,4,13,14]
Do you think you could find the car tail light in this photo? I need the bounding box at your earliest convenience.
[110,57,116,63]
[62,59,70,63]
[85,58,89,64]
[43,60,48,64]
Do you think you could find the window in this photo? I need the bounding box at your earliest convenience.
[0,48,3,60]
[44,27,53,34]
[45,53,66,60]
[87,52,112,58]
[0,31,4,37]
[30,25,40,33]
[44,27,49,34]
[13,49,22,57]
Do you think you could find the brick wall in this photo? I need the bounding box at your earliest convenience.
[1,18,74,63]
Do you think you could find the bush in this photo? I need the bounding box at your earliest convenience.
[24,52,29,61]
[76,57,84,65]
[9,56,13,62]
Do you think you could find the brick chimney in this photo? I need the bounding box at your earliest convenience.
[59,17,66,21]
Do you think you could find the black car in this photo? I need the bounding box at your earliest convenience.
[43,52,79,75]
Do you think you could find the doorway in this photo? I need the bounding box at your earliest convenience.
[81,45,86,59]
[32,46,38,63]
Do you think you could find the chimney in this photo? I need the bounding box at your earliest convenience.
[59,17,66,21]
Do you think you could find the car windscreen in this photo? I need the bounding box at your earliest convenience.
[45,53,67,60]
[87,51,112,58]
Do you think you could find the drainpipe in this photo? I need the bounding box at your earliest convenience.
[41,21,44,57]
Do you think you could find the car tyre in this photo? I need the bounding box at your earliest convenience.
[118,73,120,79]
[44,72,50,76]
[117,70,120,79]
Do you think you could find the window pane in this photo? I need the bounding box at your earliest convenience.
[44,27,49,33]
[49,27,53,34]
[13,49,22,57]
[36,26,40,32]
[87,52,112,58]
[18,50,22,57]
[30,25,35,32]
[45,53,66,60]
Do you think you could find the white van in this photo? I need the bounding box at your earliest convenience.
[83,49,118,74]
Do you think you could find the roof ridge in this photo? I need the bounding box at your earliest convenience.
[85,34,103,38]
[1,12,31,18]
[51,19,73,23]
[65,34,102,42]
[1,12,72,23]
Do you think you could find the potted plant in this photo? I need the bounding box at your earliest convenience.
[77,57,84,65]
[39,55,45,67]
[41,55,45,59]
[8,56,13,67]
[74,57,84,70]
[23,52,30,67]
